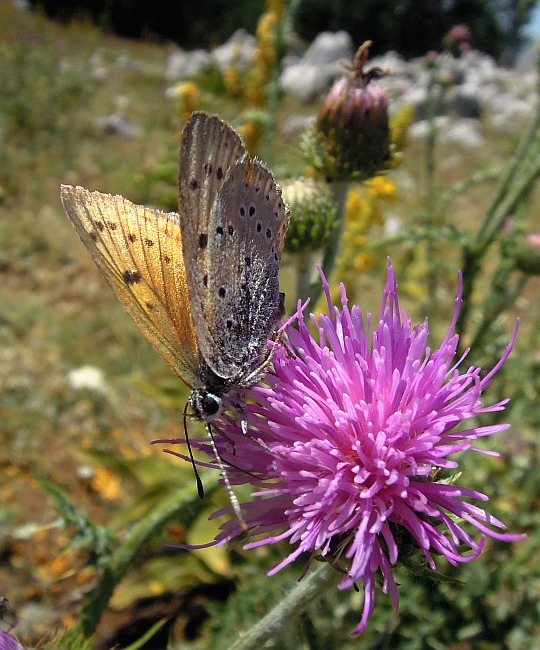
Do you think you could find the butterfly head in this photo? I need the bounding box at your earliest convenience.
[189,389,222,422]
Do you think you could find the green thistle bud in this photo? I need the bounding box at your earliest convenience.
[311,41,391,183]
[513,234,540,276]
[282,178,338,254]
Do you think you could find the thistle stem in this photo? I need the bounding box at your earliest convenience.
[424,66,439,317]
[296,251,312,302]
[309,181,349,304]
[227,563,342,650]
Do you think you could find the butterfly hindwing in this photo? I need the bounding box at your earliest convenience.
[60,185,199,386]
[187,159,289,380]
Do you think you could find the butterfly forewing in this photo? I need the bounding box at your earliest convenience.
[186,159,289,380]
[60,185,199,385]
[179,112,248,270]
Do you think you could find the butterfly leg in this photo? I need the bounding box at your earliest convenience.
[241,329,284,388]
[239,401,248,436]
[205,423,247,529]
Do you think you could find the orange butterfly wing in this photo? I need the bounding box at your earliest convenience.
[60,185,199,386]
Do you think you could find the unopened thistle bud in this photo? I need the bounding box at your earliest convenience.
[443,24,472,57]
[513,233,540,276]
[282,178,338,253]
[311,41,391,182]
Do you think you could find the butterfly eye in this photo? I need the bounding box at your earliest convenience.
[201,393,221,416]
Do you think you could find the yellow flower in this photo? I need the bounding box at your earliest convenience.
[237,119,265,155]
[243,1,283,108]
[366,175,397,201]
[390,104,414,154]
[224,66,242,98]
[332,179,398,302]
[173,81,200,122]
[224,34,248,99]
[268,0,287,20]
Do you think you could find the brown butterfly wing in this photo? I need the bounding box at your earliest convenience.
[179,112,248,248]
[184,159,289,380]
[179,112,250,377]
[60,185,199,386]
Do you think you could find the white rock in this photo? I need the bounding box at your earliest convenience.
[280,63,343,102]
[279,31,353,102]
[67,366,108,394]
[282,114,316,136]
[95,113,142,139]
[409,116,449,139]
[370,51,408,76]
[302,30,353,65]
[165,48,213,81]
[115,54,141,71]
[438,119,483,147]
[212,29,257,72]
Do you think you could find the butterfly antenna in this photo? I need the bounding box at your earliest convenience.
[183,403,205,500]
[206,423,248,530]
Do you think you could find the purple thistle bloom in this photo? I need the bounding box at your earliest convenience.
[0,628,24,650]
[166,262,524,637]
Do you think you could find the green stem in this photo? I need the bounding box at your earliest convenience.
[457,143,540,348]
[476,73,540,247]
[425,70,438,225]
[227,563,342,650]
[477,145,540,250]
[424,67,439,315]
[309,181,349,304]
[81,477,219,636]
[296,251,312,302]
[455,244,481,344]
[468,268,528,359]
[456,71,540,346]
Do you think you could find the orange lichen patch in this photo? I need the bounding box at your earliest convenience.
[1,484,16,501]
[3,465,20,479]
[51,581,64,596]
[91,467,124,502]
[61,614,78,629]
[23,585,43,602]
[75,566,98,586]
[37,549,79,582]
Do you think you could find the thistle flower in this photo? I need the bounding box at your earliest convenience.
[168,263,523,637]
[311,41,391,182]
[0,627,24,650]
[443,24,472,56]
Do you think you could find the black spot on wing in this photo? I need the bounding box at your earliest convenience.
[123,269,142,285]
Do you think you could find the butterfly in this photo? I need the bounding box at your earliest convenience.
[61,112,290,494]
